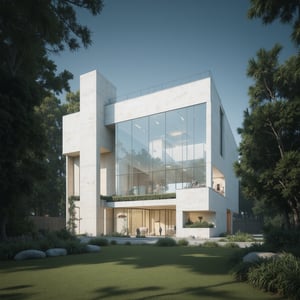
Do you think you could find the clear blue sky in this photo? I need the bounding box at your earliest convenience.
[53,0,296,144]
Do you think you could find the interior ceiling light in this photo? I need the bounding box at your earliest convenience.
[169,131,183,137]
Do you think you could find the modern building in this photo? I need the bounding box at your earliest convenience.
[63,70,239,238]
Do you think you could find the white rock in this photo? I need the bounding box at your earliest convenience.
[46,248,67,257]
[14,249,46,261]
[243,251,277,263]
[86,244,101,253]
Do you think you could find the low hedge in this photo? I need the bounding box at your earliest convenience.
[156,237,177,247]
[177,239,189,246]
[103,193,176,202]
[184,221,214,228]
[89,237,109,246]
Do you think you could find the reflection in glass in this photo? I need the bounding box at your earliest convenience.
[116,104,206,195]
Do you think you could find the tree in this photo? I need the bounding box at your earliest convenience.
[248,0,300,46]
[236,0,300,229]
[31,95,67,217]
[65,91,80,113]
[0,0,103,240]
[235,45,300,228]
[30,91,80,218]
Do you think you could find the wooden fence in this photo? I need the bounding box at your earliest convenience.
[29,216,66,232]
[233,217,264,234]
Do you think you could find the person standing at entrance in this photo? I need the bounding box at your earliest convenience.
[159,226,162,236]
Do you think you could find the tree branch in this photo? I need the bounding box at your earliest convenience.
[266,118,285,158]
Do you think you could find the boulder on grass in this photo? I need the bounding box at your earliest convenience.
[86,244,101,253]
[14,249,46,261]
[46,248,67,257]
[243,251,277,263]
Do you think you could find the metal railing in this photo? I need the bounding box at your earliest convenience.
[106,70,212,105]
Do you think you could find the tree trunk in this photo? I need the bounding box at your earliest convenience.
[283,209,291,229]
[292,207,300,228]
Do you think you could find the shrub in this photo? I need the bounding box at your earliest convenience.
[156,237,177,247]
[287,246,300,258]
[0,229,84,260]
[125,241,131,245]
[200,241,219,248]
[177,239,189,246]
[109,193,176,202]
[89,238,109,246]
[0,243,13,260]
[231,261,256,282]
[184,221,214,228]
[226,231,255,242]
[247,253,300,299]
[55,229,76,241]
[110,240,117,245]
[223,242,240,248]
[39,233,63,251]
[89,237,108,246]
[111,232,130,238]
[219,232,227,238]
[264,227,300,251]
[0,240,40,260]
[64,240,87,254]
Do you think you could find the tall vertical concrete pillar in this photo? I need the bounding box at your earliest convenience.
[79,70,116,236]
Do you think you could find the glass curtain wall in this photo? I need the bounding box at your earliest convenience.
[116,104,206,196]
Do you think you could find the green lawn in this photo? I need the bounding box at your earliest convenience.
[0,245,286,300]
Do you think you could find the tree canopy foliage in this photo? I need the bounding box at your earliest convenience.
[32,95,66,217]
[236,1,300,229]
[0,0,103,240]
[65,91,80,113]
[30,91,80,218]
[248,0,300,46]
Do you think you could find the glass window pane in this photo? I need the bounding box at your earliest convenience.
[132,117,150,174]
[132,171,150,195]
[183,168,193,188]
[117,174,132,195]
[166,108,186,169]
[166,169,176,193]
[152,170,166,193]
[116,121,132,179]
[116,121,131,160]
[194,104,206,161]
[149,113,165,171]
[175,169,183,190]
[194,104,206,143]
[116,104,207,195]
[194,166,206,186]
[185,106,194,163]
